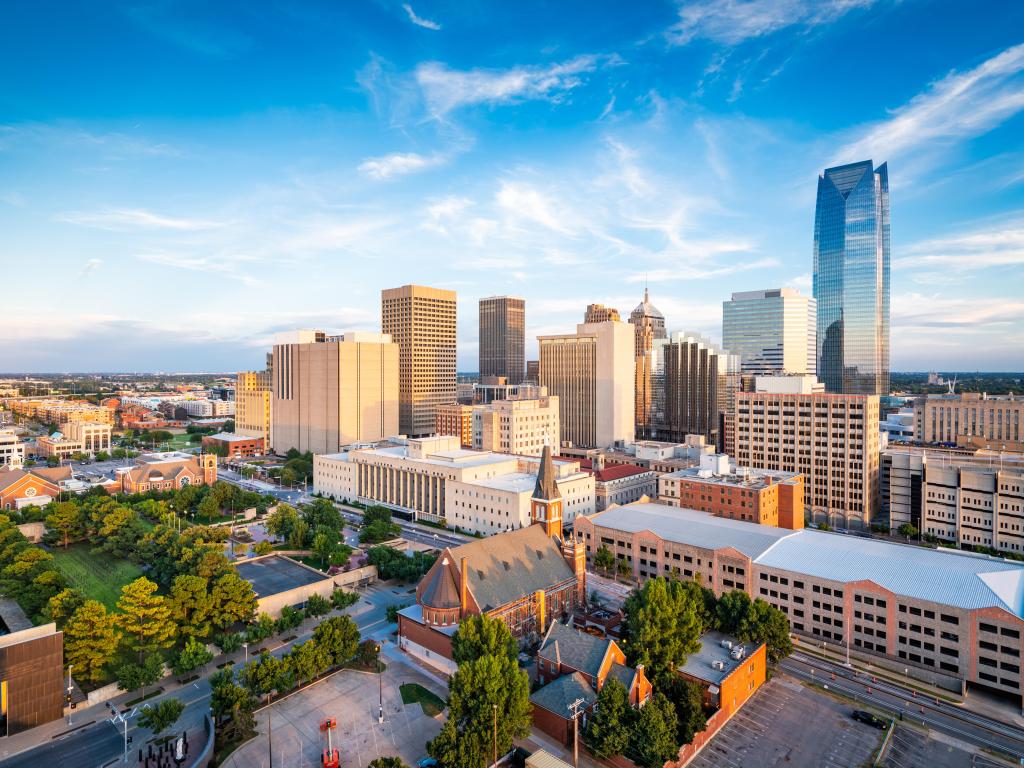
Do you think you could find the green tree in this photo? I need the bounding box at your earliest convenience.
[116,577,177,662]
[254,540,273,556]
[173,636,215,676]
[287,639,330,685]
[138,698,185,737]
[280,467,298,487]
[304,593,330,618]
[664,677,707,746]
[265,504,298,541]
[715,590,792,664]
[623,576,703,687]
[288,519,310,549]
[46,501,84,549]
[593,544,615,575]
[615,558,632,579]
[43,587,86,629]
[242,652,293,700]
[303,497,342,532]
[169,575,214,640]
[356,639,380,670]
[197,495,220,521]
[629,692,679,768]
[313,531,334,568]
[583,677,631,758]
[451,614,517,665]
[64,600,121,683]
[210,572,258,630]
[898,523,919,539]
[246,613,276,643]
[311,615,360,668]
[369,758,409,768]
[210,668,257,746]
[116,653,165,698]
[428,653,531,768]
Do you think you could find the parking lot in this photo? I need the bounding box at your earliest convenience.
[882,725,979,768]
[689,675,884,768]
[221,657,445,768]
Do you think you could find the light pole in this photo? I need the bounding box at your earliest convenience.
[243,642,249,665]
[377,643,384,724]
[66,665,73,725]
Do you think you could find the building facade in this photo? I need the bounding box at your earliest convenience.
[0,624,64,736]
[472,392,561,457]
[119,452,217,494]
[585,461,658,512]
[813,160,890,395]
[914,393,1024,452]
[382,284,457,438]
[0,466,70,511]
[235,369,272,446]
[479,296,525,384]
[0,430,24,468]
[538,321,635,449]
[576,502,1024,704]
[733,390,879,528]
[272,331,399,454]
[34,422,112,459]
[202,432,265,458]
[629,288,667,439]
[435,403,474,447]
[722,288,816,376]
[659,453,805,530]
[526,361,540,384]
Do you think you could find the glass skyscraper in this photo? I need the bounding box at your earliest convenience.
[813,159,890,395]
[722,287,816,376]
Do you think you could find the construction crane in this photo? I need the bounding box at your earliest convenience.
[321,718,340,768]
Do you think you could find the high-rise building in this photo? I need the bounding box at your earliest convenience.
[629,288,667,439]
[733,384,880,528]
[472,390,561,456]
[435,403,474,447]
[526,360,540,384]
[479,296,525,384]
[723,288,816,376]
[538,320,635,448]
[271,331,399,454]
[381,284,458,437]
[814,160,890,395]
[650,332,739,452]
[914,393,1024,452]
[235,369,272,447]
[584,304,620,324]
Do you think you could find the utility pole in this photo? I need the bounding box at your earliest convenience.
[567,697,586,768]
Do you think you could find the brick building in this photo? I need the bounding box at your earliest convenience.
[202,432,265,458]
[118,451,217,494]
[0,466,70,511]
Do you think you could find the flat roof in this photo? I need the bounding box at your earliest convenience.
[204,432,259,442]
[586,502,1024,619]
[235,555,328,598]
[347,444,515,470]
[678,631,761,686]
[662,466,801,489]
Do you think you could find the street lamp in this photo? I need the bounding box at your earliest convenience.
[243,642,249,665]
[66,665,73,725]
[377,643,384,724]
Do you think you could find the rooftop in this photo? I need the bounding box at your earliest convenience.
[235,555,329,598]
[204,432,259,442]
[529,671,596,716]
[663,465,801,489]
[538,621,612,679]
[678,631,761,687]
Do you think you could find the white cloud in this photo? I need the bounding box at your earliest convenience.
[834,43,1024,165]
[402,3,441,30]
[496,181,577,235]
[358,151,447,180]
[137,252,260,286]
[892,293,1024,328]
[896,219,1024,272]
[415,55,609,118]
[79,258,102,277]
[57,208,224,231]
[628,258,778,282]
[667,0,876,46]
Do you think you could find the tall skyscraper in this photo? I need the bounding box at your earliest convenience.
[235,368,272,447]
[583,303,620,323]
[538,320,635,448]
[271,331,399,454]
[629,288,667,438]
[813,159,890,395]
[381,284,458,437]
[722,288,816,376]
[478,296,525,383]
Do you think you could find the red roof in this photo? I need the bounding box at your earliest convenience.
[593,464,652,482]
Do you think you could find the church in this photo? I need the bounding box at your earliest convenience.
[397,445,587,674]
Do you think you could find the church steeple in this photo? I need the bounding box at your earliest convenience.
[531,444,563,540]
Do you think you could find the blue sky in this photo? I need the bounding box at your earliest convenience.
[1,0,1022,373]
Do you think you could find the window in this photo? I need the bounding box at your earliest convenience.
[940,614,959,626]
[980,622,997,634]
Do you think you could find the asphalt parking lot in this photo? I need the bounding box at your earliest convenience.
[881,725,979,768]
[688,675,884,768]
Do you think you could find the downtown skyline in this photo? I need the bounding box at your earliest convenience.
[1,1,1023,373]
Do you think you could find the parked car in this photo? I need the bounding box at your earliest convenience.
[852,710,887,729]
[416,759,439,768]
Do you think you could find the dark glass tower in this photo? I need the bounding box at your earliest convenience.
[813,160,890,395]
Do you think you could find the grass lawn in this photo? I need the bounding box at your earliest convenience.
[400,683,446,717]
[50,544,144,610]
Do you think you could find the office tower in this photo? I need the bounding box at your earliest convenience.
[722,288,816,376]
[813,159,890,395]
[479,296,525,384]
[435,403,474,447]
[584,303,620,323]
[650,332,739,452]
[914,392,1024,452]
[271,331,399,454]
[733,384,880,527]
[538,320,635,448]
[235,369,272,447]
[526,360,540,384]
[472,390,561,456]
[381,284,458,437]
[630,288,667,438]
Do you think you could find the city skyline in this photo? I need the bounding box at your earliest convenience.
[1,2,1023,372]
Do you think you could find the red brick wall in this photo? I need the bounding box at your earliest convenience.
[398,614,454,660]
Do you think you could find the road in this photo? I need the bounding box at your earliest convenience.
[781,651,1024,761]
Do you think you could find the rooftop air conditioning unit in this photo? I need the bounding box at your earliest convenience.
[711,660,725,670]
[720,639,733,649]
[731,646,744,660]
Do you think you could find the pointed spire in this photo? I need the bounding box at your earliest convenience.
[533,444,561,501]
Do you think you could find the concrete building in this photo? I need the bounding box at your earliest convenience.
[34,422,112,460]
[723,288,816,376]
[753,374,824,394]
[235,369,272,446]
[733,388,879,528]
[382,284,457,438]
[630,288,667,439]
[180,399,235,417]
[576,501,1024,703]
[880,406,915,441]
[526,360,540,384]
[583,304,620,323]
[473,379,545,405]
[479,296,525,384]
[583,461,658,512]
[313,436,594,534]
[202,432,265,458]
[0,430,24,468]
[435,403,474,447]
[538,320,635,449]
[472,392,560,457]
[5,399,114,426]
[659,453,805,529]
[914,393,1024,452]
[271,331,399,455]
[650,332,740,452]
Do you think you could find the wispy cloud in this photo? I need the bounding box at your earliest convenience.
[137,252,260,285]
[58,208,225,231]
[415,55,613,118]
[402,3,441,30]
[79,258,102,278]
[628,258,778,282]
[667,0,877,46]
[892,293,1024,328]
[358,151,448,180]
[834,43,1024,165]
[896,219,1024,272]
